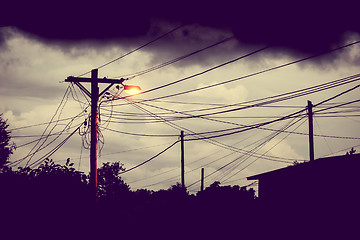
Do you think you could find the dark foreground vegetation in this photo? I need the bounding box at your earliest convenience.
[0,159,258,239]
[1,115,357,239]
[2,159,356,240]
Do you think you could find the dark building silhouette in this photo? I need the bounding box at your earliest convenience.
[247,153,360,238]
[247,153,360,205]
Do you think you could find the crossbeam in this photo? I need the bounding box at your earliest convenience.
[65,76,125,84]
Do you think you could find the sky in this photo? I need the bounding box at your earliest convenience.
[1,1,360,193]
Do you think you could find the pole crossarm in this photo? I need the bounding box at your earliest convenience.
[65,76,126,84]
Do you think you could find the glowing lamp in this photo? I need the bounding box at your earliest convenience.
[124,85,141,95]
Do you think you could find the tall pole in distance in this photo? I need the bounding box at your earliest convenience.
[307,100,315,162]
[200,168,204,191]
[90,69,99,198]
[180,131,185,188]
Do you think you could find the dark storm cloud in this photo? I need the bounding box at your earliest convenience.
[2,0,359,59]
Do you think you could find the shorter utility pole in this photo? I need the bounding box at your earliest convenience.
[307,100,315,162]
[200,168,204,192]
[180,131,185,188]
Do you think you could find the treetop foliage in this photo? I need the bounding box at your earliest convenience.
[0,114,15,168]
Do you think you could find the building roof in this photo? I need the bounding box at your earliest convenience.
[247,153,360,180]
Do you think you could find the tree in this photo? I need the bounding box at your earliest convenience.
[13,158,89,206]
[346,147,356,155]
[0,114,15,168]
[0,158,91,239]
[97,162,130,201]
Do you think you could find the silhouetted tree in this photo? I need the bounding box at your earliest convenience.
[0,114,15,169]
[346,147,356,155]
[197,181,257,216]
[12,158,89,207]
[97,161,130,201]
[0,157,91,239]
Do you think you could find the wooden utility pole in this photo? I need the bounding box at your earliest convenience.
[65,69,125,200]
[200,168,204,191]
[307,100,315,162]
[180,131,185,188]
[90,69,99,197]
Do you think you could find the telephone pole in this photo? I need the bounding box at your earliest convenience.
[200,168,204,192]
[180,131,185,188]
[65,69,125,200]
[307,100,314,162]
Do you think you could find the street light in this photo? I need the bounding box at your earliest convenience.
[123,85,141,95]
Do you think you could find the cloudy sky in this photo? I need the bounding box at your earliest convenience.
[1,0,360,193]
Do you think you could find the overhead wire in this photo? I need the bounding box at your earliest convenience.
[22,86,72,166]
[124,98,305,162]
[187,116,306,188]
[9,108,88,167]
[314,117,334,155]
[129,130,262,186]
[12,124,83,148]
[8,115,86,132]
[119,46,269,98]
[107,73,360,127]
[217,117,305,181]
[221,117,308,184]
[117,40,360,102]
[187,116,301,187]
[77,24,184,77]
[185,85,360,141]
[103,70,360,116]
[114,36,235,78]
[136,83,359,189]
[103,96,303,190]
[28,124,84,168]
[216,86,360,184]
[99,76,360,125]
[118,140,179,175]
[40,34,355,191]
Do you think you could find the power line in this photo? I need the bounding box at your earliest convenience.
[313,84,360,107]
[174,76,360,118]
[198,86,360,185]
[126,98,304,163]
[187,117,306,188]
[9,108,87,167]
[8,115,87,131]
[117,40,360,102]
[128,132,262,186]
[120,46,269,98]
[77,24,184,77]
[28,124,83,168]
[314,99,360,114]
[101,80,360,146]
[103,71,360,116]
[118,140,179,175]
[22,86,72,166]
[114,36,235,78]
[100,126,179,137]
[221,117,307,184]
[130,73,360,121]
[12,124,82,148]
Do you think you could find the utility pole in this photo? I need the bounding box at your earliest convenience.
[180,131,185,188]
[200,168,204,192]
[65,69,125,200]
[90,69,99,198]
[307,100,315,162]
